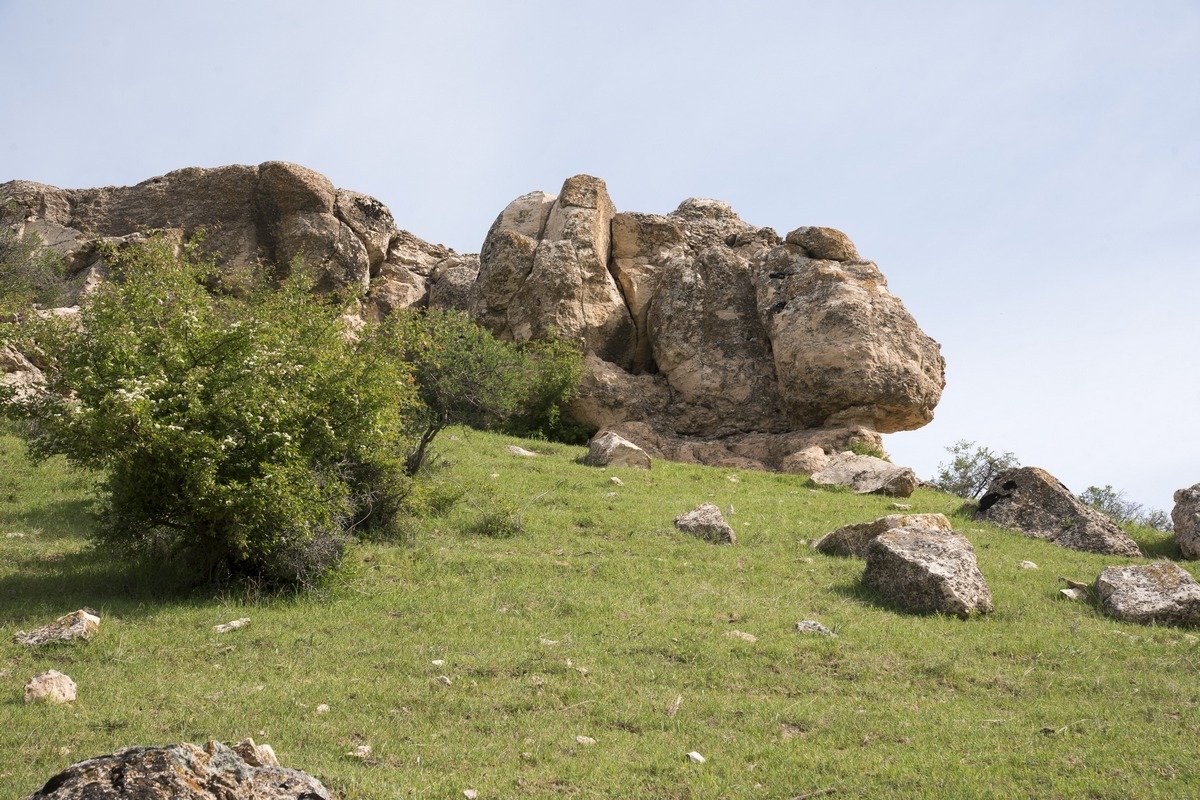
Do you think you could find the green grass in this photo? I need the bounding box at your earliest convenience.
[0,427,1194,799]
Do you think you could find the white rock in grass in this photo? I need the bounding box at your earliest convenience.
[1059,587,1087,601]
[609,476,624,486]
[315,703,331,714]
[674,503,735,545]
[213,618,251,633]
[723,630,757,643]
[575,735,597,745]
[686,751,706,763]
[14,609,100,646]
[431,659,446,667]
[463,791,479,800]
[24,670,76,703]
[795,620,837,637]
[437,675,452,686]
[507,445,539,457]
[1020,560,1039,570]
[583,431,651,469]
[348,744,372,760]
[5,531,26,538]
[232,737,280,767]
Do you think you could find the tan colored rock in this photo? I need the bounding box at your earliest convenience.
[582,431,651,469]
[610,212,685,369]
[232,737,280,768]
[24,670,76,704]
[14,609,100,647]
[214,618,251,633]
[507,445,539,457]
[257,161,335,215]
[21,741,332,799]
[976,467,1143,557]
[810,452,918,497]
[1173,483,1200,559]
[334,189,395,272]
[674,503,735,544]
[1095,562,1200,627]
[780,446,830,475]
[814,513,952,558]
[427,255,480,312]
[365,266,427,319]
[863,529,993,617]
[275,211,370,292]
[784,226,860,261]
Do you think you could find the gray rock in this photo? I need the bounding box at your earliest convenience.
[22,740,330,800]
[674,503,735,545]
[976,467,1142,557]
[795,620,837,637]
[14,609,100,647]
[582,431,651,470]
[1095,562,1200,627]
[24,670,76,704]
[863,529,993,617]
[814,513,953,558]
[1173,483,1200,559]
[784,226,861,261]
[810,452,919,497]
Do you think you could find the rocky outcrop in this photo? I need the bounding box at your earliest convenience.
[976,467,1143,557]
[22,740,331,800]
[674,503,735,544]
[582,430,651,469]
[810,452,919,497]
[1173,483,1200,559]
[1095,562,1200,627]
[863,529,993,617]
[814,513,952,558]
[3,165,946,474]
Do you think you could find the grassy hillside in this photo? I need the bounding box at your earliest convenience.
[0,427,1194,799]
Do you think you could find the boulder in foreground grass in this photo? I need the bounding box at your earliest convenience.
[814,513,952,558]
[863,529,993,617]
[1095,562,1200,628]
[24,670,76,704]
[1173,483,1200,559]
[583,430,651,469]
[674,503,735,544]
[22,741,331,800]
[810,452,917,497]
[13,609,99,647]
[975,467,1142,557]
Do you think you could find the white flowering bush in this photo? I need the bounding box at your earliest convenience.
[1,237,418,587]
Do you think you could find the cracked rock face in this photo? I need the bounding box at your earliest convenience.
[22,740,331,800]
[814,513,953,558]
[976,467,1143,557]
[1095,562,1200,627]
[863,529,993,617]
[1173,484,1200,559]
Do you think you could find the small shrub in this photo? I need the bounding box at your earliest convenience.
[848,441,887,460]
[932,440,1021,499]
[0,220,73,315]
[471,497,524,538]
[1080,484,1173,532]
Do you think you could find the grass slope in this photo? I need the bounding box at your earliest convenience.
[0,428,1193,799]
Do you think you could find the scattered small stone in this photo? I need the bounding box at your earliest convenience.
[539,638,559,646]
[795,620,837,637]
[24,670,76,704]
[232,737,279,767]
[5,531,26,538]
[1020,560,1039,570]
[463,790,479,800]
[575,735,597,746]
[14,608,100,647]
[490,472,499,479]
[213,618,251,634]
[348,744,372,760]
[507,445,539,457]
[727,475,739,483]
[431,659,446,667]
[889,503,912,511]
[724,630,758,643]
[666,695,683,717]
[436,675,452,686]
[1059,576,1089,591]
[687,751,706,764]
[316,703,331,714]
[605,491,618,498]
[609,476,624,486]
[1059,588,1087,601]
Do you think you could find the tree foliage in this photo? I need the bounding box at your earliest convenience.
[932,440,1021,499]
[1080,484,1173,532]
[0,219,72,316]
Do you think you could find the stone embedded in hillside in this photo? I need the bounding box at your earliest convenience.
[813,513,953,558]
[14,609,100,647]
[20,740,331,800]
[795,620,837,637]
[24,670,76,704]
[780,446,830,475]
[582,430,651,469]
[1095,562,1200,627]
[507,445,539,457]
[674,503,735,545]
[784,226,861,261]
[863,529,993,617]
[1173,483,1200,559]
[810,452,918,497]
[975,467,1143,557]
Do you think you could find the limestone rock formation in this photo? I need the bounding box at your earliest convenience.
[14,609,100,647]
[976,467,1142,557]
[21,740,331,800]
[3,165,946,474]
[1173,483,1200,559]
[863,529,993,617]
[1095,562,1200,627]
[674,503,735,544]
[814,513,953,558]
[582,430,651,469]
[810,452,919,497]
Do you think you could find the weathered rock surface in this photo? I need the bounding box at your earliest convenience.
[24,670,76,704]
[582,430,651,469]
[1173,483,1200,559]
[674,503,735,544]
[1095,562,1200,627]
[4,166,946,475]
[810,452,919,497]
[814,513,952,558]
[21,740,331,800]
[976,467,1143,557]
[14,609,100,646]
[863,529,993,617]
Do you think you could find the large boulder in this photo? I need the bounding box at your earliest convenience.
[1173,483,1200,559]
[21,741,331,800]
[976,467,1143,557]
[814,513,952,558]
[1095,562,1200,627]
[810,452,918,497]
[863,529,993,617]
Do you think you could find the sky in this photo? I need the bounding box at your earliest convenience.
[1,0,1196,512]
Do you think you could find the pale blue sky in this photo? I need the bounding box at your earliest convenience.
[2,1,1197,511]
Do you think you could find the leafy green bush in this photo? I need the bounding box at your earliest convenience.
[932,440,1020,499]
[1080,484,1173,532]
[0,220,73,315]
[1,237,418,587]
[374,309,582,475]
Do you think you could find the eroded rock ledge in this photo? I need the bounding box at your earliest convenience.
[2,165,946,471]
